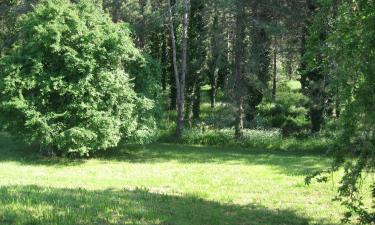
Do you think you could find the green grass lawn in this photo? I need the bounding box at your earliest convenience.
[0,133,353,225]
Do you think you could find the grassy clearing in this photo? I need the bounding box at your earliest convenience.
[0,133,353,225]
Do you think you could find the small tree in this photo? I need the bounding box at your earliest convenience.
[0,0,151,156]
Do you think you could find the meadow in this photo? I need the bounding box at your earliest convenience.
[0,132,353,225]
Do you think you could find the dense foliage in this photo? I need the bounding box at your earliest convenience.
[304,0,375,223]
[332,1,375,223]
[0,0,156,155]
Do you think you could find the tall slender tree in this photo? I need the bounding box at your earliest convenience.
[301,0,328,133]
[168,0,189,137]
[233,0,246,139]
[185,0,205,121]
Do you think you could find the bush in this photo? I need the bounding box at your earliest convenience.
[168,127,331,153]
[199,103,236,129]
[126,54,162,144]
[257,82,309,136]
[0,0,155,155]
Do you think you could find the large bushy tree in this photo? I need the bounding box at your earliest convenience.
[0,0,155,155]
[329,0,375,222]
[305,0,375,223]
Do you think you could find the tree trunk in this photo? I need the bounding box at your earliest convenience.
[185,91,193,126]
[209,67,218,108]
[177,0,189,137]
[161,34,168,91]
[167,31,177,110]
[300,26,308,93]
[169,77,177,110]
[210,84,216,108]
[310,107,323,133]
[234,1,245,139]
[168,0,189,138]
[112,0,121,23]
[209,11,220,109]
[167,0,180,112]
[272,49,277,101]
[193,83,201,120]
[235,98,244,139]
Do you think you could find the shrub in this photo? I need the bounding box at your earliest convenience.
[0,0,154,155]
[257,82,309,136]
[199,103,236,129]
[126,54,162,144]
[174,127,331,153]
[181,128,282,147]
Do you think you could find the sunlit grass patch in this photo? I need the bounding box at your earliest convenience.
[0,134,359,225]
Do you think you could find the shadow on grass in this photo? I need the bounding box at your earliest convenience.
[0,185,337,225]
[0,133,331,176]
[0,133,85,167]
